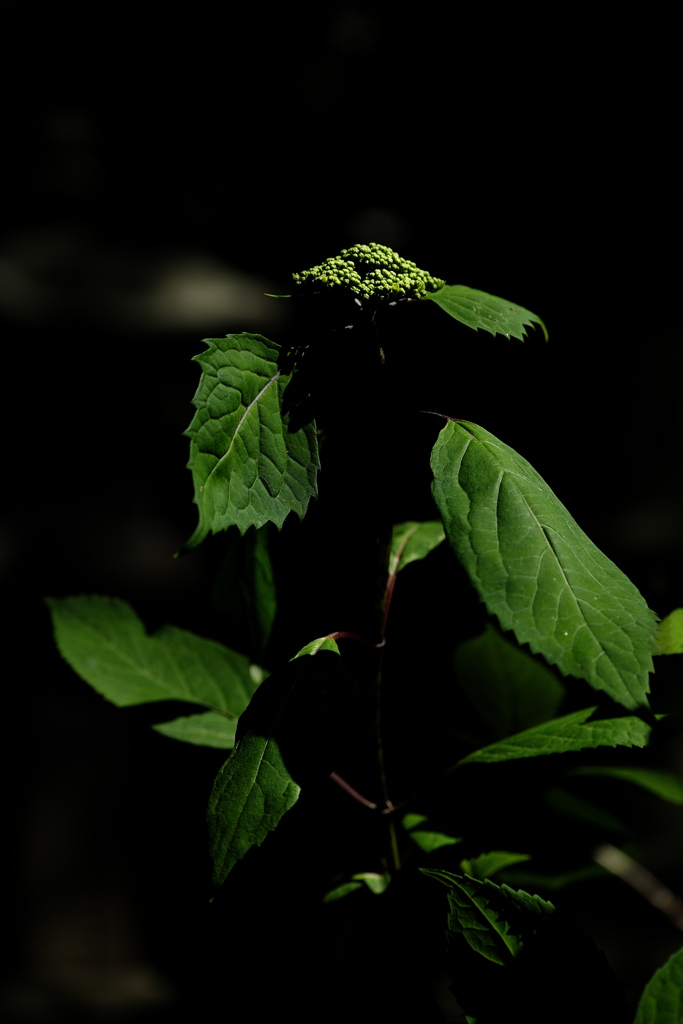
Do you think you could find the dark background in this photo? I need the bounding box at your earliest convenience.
[2,2,681,1020]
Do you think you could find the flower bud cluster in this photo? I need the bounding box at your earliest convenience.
[292,243,445,303]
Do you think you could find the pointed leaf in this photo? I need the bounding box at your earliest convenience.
[208,647,358,887]
[403,815,462,853]
[153,711,237,748]
[634,945,683,1024]
[657,608,683,654]
[425,285,547,341]
[46,595,257,713]
[455,625,565,738]
[459,707,651,764]
[431,420,657,710]
[184,333,319,546]
[389,521,445,575]
[424,869,554,964]
[423,870,628,1022]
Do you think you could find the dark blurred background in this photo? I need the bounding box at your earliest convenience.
[2,2,681,1020]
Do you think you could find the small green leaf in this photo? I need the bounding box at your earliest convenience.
[455,625,565,738]
[431,420,657,710]
[389,521,445,575]
[460,851,531,880]
[569,766,683,804]
[323,881,363,903]
[184,333,319,546]
[46,595,257,714]
[153,711,237,748]
[634,945,683,1024]
[657,608,683,654]
[353,872,391,895]
[459,707,651,764]
[293,637,341,658]
[424,869,553,964]
[425,285,547,341]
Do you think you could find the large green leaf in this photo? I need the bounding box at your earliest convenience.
[431,420,657,710]
[184,333,319,547]
[208,644,358,888]
[425,285,547,341]
[459,707,651,764]
[455,625,565,738]
[46,595,257,715]
[389,521,445,575]
[634,945,683,1024]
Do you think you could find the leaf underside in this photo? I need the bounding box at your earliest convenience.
[431,421,657,710]
[184,333,319,546]
[425,285,548,341]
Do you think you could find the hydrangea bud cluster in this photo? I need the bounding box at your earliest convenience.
[292,243,445,304]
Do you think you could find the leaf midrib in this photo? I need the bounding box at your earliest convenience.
[207,370,281,485]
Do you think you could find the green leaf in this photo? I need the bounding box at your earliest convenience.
[153,711,237,748]
[46,595,257,714]
[459,851,532,880]
[424,870,553,965]
[459,707,651,764]
[424,870,628,1022]
[184,333,319,547]
[389,521,445,575]
[657,608,683,654]
[208,730,301,888]
[402,813,462,853]
[425,285,547,341]
[431,420,657,710]
[569,766,683,804]
[634,945,683,1024]
[293,637,341,658]
[323,881,363,903]
[208,647,358,887]
[455,625,565,738]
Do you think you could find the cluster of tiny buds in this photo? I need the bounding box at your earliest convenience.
[292,243,445,303]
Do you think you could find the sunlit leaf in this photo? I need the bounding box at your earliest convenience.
[425,285,547,341]
[389,521,445,575]
[459,707,651,764]
[432,420,657,710]
[656,608,683,654]
[634,945,683,1024]
[184,333,318,546]
[153,711,237,748]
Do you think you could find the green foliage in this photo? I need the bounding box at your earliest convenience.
[459,707,651,764]
[184,333,319,546]
[48,244,680,1020]
[432,419,657,710]
[46,594,258,727]
[426,283,548,340]
[657,607,683,654]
